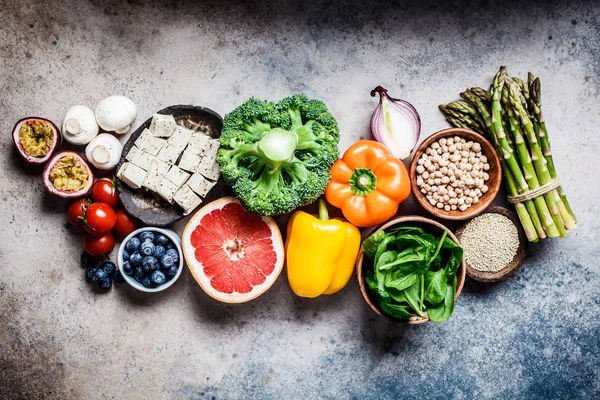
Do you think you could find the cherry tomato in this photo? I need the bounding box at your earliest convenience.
[67,198,91,228]
[113,208,138,236]
[83,203,117,235]
[91,177,119,208]
[83,232,115,256]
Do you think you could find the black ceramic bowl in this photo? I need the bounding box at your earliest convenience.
[116,105,230,227]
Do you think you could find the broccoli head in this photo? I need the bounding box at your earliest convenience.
[217,94,340,216]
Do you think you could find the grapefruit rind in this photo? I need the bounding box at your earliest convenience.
[182,197,284,303]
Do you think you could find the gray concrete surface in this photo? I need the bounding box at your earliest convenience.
[1,0,599,399]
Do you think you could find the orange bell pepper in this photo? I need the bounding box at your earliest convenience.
[325,140,410,227]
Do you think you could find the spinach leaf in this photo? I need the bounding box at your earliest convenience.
[387,287,408,304]
[441,237,464,277]
[362,230,387,259]
[403,282,425,317]
[385,271,419,292]
[385,225,425,236]
[377,246,430,273]
[380,302,413,319]
[365,271,390,304]
[428,276,457,322]
[374,250,398,271]
[424,269,447,305]
[374,235,395,264]
[391,234,436,252]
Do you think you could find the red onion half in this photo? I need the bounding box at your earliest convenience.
[370,86,421,160]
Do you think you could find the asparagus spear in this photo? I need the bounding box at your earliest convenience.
[439,102,486,132]
[528,73,577,225]
[506,79,570,236]
[491,68,559,238]
[461,83,543,240]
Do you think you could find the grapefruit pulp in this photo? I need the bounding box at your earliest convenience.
[182,197,284,303]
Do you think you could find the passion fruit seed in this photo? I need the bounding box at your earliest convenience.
[19,120,54,157]
[49,155,89,192]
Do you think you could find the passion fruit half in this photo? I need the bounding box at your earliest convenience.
[13,117,60,164]
[43,151,94,198]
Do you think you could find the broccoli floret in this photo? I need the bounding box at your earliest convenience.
[217,94,340,216]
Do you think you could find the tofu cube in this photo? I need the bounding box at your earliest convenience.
[125,145,142,162]
[173,184,203,215]
[143,158,170,192]
[203,138,220,162]
[149,114,177,138]
[156,144,183,164]
[186,132,210,155]
[157,179,179,204]
[140,136,166,156]
[165,165,190,189]
[134,128,153,149]
[187,173,217,198]
[128,149,154,171]
[196,156,220,180]
[167,126,193,152]
[117,162,147,190]
[178,150,201,172]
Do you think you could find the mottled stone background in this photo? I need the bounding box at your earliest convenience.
[1,0,598,399]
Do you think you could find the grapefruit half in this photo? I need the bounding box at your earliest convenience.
[182,197,284,303]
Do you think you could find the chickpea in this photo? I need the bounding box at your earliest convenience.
[472,142,481,152]
[417,158,425,165]
[466,177,475,186]
[427,165,436,173]
[427,178,435,186]
[416,177,424,187]
[459,204,468,211]
[444,205,451,212]
[443,194,450,202]
[431,142,440,149]
[436,147,443,155]
[434,178,441,185]
[429,198,437,206]
[451,205,457,211]
[434,171,443,178]
[449,144,457,152]
[465,197,473,205]
[439,138,447,146]
[416,165,425,174]
[482,185,489,193]
[424,159,432,168]
[422,171,430,180]
[421,188,427,194]
[447,138,454,145]
[441,176,450,184]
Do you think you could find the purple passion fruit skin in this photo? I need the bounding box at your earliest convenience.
[43,151,94,198]
[12,117,60,164]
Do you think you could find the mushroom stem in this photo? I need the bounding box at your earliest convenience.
[65,118,83,135]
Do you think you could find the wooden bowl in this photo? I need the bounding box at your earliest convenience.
[409,128,501,221]
[455,206,528,282]
[356,215,466,324]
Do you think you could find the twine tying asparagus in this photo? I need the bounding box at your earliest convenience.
[508,178,561,204]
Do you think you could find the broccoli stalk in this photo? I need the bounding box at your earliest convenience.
[217,95,340,216]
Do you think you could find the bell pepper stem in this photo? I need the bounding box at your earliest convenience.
[318,197,329,221]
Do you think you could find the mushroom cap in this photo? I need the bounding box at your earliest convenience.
[85,133,123,170]
[95,95,137,133]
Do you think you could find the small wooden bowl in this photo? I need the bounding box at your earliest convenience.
[455,206,528,282]
[356,215,466,324]
[409,128,502,221]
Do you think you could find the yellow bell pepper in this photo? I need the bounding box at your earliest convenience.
[286,198,361,298]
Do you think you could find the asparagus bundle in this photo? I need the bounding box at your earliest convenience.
[439,66,577,242]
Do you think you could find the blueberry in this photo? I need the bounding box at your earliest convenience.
[122,248,131,261]
[140,241,155,256]
[101,261,116,276]
[134,274,143,283]
[153,245,166,258]
[113,271,125,284]
[134,266,144,278]
[140,231,155,243]
[142,276,154,288]
[122,261,133,276]
[98,277,112,289]
[164,265,178,278]
[160,254,174,268]
[81,252,95,269]
[151,270,166,285]
[142,256,158,273]
[126,237,141,252]
[165,248,179,263]
[154,233,169,247]
[85,267,96,280]
[129,252,143,266]
[92,269,108,283]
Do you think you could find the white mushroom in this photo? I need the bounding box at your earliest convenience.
[85,134,123,170]
[62,105,99,145]
[95,95,136,134]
